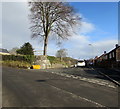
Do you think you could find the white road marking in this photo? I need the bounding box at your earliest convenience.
[99,71,120,86]
[48,84,106,107]
[90,67,120,86]
[50,71,116,89]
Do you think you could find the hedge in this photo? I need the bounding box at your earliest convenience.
[1,54,35,64]
[1,60,31,68]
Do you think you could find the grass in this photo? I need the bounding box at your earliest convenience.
[0,55,77,69]
[0,60,31,69]
[47,56,61,64]
[47,56,77,67]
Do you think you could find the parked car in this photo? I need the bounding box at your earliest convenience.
[75,60,86,67]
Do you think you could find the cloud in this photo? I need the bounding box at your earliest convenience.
[44,31,118,60]
[65,37,118,59]
[2,2,31,49]
[71,13,95,35]
[92,39,118,56]
[2,2,118,60]
[80,21,95,34]
[0,43,2,48]
[2,0,29,2]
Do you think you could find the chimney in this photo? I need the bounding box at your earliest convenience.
[115,44,119,48]
[104,51,106,54]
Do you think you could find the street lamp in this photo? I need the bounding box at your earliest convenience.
[88,44,95,65]
[88,44,94,59]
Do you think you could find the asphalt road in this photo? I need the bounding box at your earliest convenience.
[2,66,119,107]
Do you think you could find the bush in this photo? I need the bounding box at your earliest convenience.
[24,55,35,64]
[1,54,35,64]
[16,42,34,55]
[47,56,61,64]
[47,55,77,67]
[1,60,31,68]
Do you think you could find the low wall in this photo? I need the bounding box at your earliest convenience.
[34,55,70,69]
[34,55,51,69]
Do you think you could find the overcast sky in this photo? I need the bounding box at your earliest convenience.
[1,1,118,59]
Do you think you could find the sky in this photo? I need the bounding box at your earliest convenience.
[1,1,118,59]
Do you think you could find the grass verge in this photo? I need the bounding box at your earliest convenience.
[0,60,31,69]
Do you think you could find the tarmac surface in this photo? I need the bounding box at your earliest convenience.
[2,66,119,108]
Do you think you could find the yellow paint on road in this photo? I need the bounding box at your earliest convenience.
[32,65,40,69]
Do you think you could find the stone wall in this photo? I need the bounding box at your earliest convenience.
[34,55,51,69]
[34,55,74,69]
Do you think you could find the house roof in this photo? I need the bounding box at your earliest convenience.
[0,48,9,53]
[96,45,120,60]
[108,45,120,54]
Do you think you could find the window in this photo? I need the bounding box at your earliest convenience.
[109,53,112,59]
[112,52,115,58]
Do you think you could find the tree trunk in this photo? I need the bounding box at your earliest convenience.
[60,57,62,61]
[43,36,48,56]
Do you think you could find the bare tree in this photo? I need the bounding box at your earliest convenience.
[56,49,67,61]
[28,1,81,55]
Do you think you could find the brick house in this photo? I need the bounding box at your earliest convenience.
[94,44,120,68]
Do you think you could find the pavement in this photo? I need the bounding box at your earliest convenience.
[92,67,120,86]
[2,66,119,108]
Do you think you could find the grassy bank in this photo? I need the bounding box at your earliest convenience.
[0,55,77,69]
[47,56,77,67]
[0,60,31,69]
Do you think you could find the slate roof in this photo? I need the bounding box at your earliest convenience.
[0,48,9,53]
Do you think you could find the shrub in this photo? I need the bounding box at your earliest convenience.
[16,42,34,55]
[1,60,31,68]
[1,54,35,64]
[47,56,61,64]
